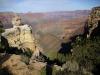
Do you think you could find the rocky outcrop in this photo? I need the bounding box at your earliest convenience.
[1,54,46,75]
[53,60,79,72]
[1,15,43,55]
[87,6,100,37]
[0,54,46,75]
[1,54,31,75]
[0,15,46,75]
[62,60,79,72]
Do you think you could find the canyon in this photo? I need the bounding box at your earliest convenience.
[0,7,100,75]
[0,10,90,54]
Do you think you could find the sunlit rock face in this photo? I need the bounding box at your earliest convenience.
[87,6,100,37]
[12,15,22,27]
[1,54,46,75]
[1,15,42,53]
[1,54,31,75]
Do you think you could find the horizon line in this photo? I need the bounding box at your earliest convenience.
[0,9,91,13]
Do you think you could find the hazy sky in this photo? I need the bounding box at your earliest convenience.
[0,0,100,12]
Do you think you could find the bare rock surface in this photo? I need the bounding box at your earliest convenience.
[87,7,100,37]
[1,54,31,75]
[0,15,45,75]
[1,54,46,75]
[1,15,43,55]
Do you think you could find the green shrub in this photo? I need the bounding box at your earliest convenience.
[72,36,100,71]
[57,53,72,63]
[55,36,100,75]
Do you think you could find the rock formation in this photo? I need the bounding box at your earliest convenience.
[1,54,31,75]
[0,15,45,75]
[1,54,46,75]
[1,15,43,54]
[87,6,100,37]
